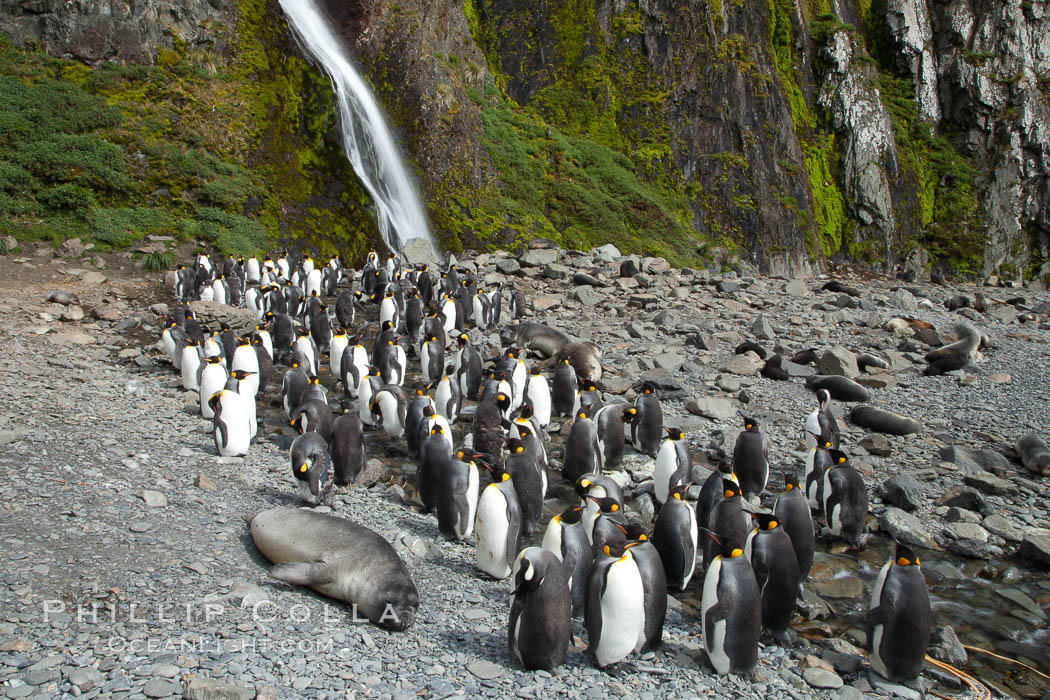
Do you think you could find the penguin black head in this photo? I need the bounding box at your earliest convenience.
[601,542,630,559]
[828,449,849,466]
[515,424,532,439]
[589,496,620,514]
[894,542,920,567]
[237,336,251,347]
[740,415,758,430]
[496,393,511,411]
[457,333,469,346]
[815,388,831,405]
[670,484,690,501]
[722,478,740,499]
[296,327,311,338]
[507,439,526,455]
[716,459,734,476]
[639,382,656,396]
[784,473,800,491]
[421,404,435,418]
[624,522,649,542]
[231,369,256,380]
[207,391,223,410]
[555,506,585,525]
[576,410,589,421]
[204,356,223,365]
[663,426,685,441]
[753,513,781,531]
[512,551,548,595]
[381,320,393,332]
[429,424,445,437]
[519,403,535,420]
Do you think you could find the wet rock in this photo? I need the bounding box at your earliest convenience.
[818,347,859,378]
[929,625,968,666]
[1019,530,1050,569]
[943,522,989,543]
[812,577,864,599]
[861,434,892,457]
[995,589,1046,620]
[880,507,939,550]
[879,474,922,511]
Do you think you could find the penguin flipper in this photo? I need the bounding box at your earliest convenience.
[214,415,228,452]
[268,560,335,586]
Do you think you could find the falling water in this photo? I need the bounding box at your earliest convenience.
[278,0,435,253]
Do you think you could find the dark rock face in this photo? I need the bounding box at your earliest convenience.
[0,0,236,64]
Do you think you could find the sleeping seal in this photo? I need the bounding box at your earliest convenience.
[555,342,603,382]
[249,507,419,630]
[500,322,571,358]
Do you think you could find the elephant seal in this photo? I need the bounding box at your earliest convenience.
[249,507,419,630]
[848,406,922,436]
[555,341,603,382]
[1016,434,1050,476]
[500,322,571,359]
[805,375,870,403]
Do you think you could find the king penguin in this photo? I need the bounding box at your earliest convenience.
[209,389,251,457]
[509,547,571,671]
[290,431,334,507]
[866,542,932,683]
[541,505,592,617]
[652,484,698,591]
[732,415,769,500]
[585,541,645,668]
[773,473,814,593]
[822,454,869,548]
[701,535,762,675]
[631,382,663,457]
[703,479,752,570]
[329,409,365,486]
[804,389,840,450]
[562,410,601,484]
[435,450,480,541]
[551,358,578,418]
[475,460,522,580]
[743,513,800,644]
[653,427,690,505]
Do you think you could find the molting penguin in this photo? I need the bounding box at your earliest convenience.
[631,382,663,457]
[743,513,799,644]
[335,289,357,329]
[653,427,690,505]
[508,287,527,319]
[732,415,769,500]
[473,392,509,463]
[475,460,522,580]
[585,541,646,668]
[822,454,869,548]
[281,362,309,418]
[420,334,445,386]
[866,542,932,683]
[290,431,334,507]
[652,484,698,591]
[562,410,601,484]
[773,474,814,593]
[541,505,592,617]
[701,535,762,675]
[434,449,480,541]
[509,547,571,671]
[291,399,334,443]
[329,409,365,486]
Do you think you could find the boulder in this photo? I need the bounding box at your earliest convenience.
[1019,530,1050,569]
[399,237,441,269]
[879,474,923,511]
[817,346,859,378]
[880,507,939,550]
[686,396,741,421]
[592,244,621,261]
[188,301,258,334]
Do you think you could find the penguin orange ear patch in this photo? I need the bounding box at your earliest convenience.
[603,545,611,556]
[724,489,735,498]
[786,483,794,491]
[299,464,307,472]
[730,548,743,558]
[500,473,510,482]
[610,503,619,512]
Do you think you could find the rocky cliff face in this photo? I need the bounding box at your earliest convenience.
[1,0,1047,278]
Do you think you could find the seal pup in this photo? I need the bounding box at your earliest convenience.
[250,507,418,630]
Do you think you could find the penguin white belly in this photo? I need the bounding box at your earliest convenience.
[805,448,820,509]
[212,282,226,305]
[526,380,551,427]
[215,394,251,457]
[701,557,731,675]
[472,297,485,328]
[357,383,376,426]
[870,624,888,677]
[297,478,315,502]
[743,529,758,561]
[258,332,273,360]
[161,330,177,362]
[242,389,257,439]
[200,286,214,302]
[594,557,645,667]
[435,380,454,420]
[441,302,457,335]
[329,336,348,376]
[541,521,564,561]
[583,502,600,543]
[823,471,841,534]
[685,505,698,587]
[381,409,404,438]
[475,487,512,579]
[391,346,406,386]
[510,363,526,410]
[246,259,261,283]
[181,351,202,391]
[199,368,228,419]
[804,410,819,448]
[653,440,677,504]
[380,298,397,327]
[512,615,523,665]
[306,269,322,297]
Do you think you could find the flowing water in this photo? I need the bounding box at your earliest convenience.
[278,0,435,253]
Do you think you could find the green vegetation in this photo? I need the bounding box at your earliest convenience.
[0,0,379,261]
[142,250,175,271]
[767,0,848,257]
[460,0,702,264]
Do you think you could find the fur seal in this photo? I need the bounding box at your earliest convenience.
[856,353,889,373]
[1015,434,1050,476]
[923,322,981,375]
[804,375,870,402]
[848,406,922,435]
[44,289,80,306]
[554,342,603,382]
[821,281,860,297]
[500,322,570,359]
[249,507,419,630]
[572,271,607,287]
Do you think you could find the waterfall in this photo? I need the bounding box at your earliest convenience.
[278,0,435,254]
